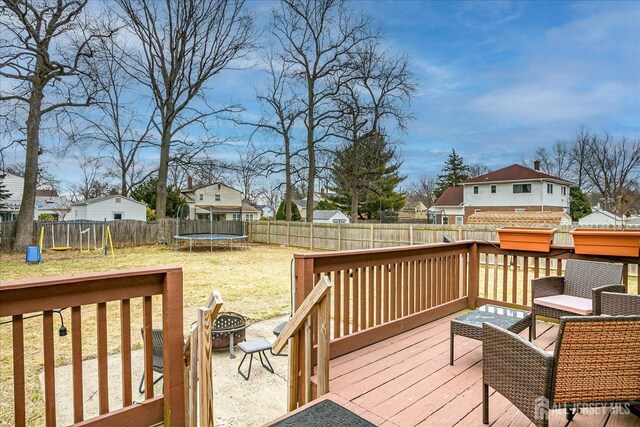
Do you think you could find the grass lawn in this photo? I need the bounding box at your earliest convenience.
[0,243,306,425]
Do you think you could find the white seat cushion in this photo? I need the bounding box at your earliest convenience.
[534,295,593,316]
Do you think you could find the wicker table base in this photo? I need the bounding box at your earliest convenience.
[450,304,532,365]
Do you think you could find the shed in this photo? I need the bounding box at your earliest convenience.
[313,210,350,224]
[69,195,147,221]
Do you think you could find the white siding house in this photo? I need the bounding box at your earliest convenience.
[578,208,623,226]
[313,210,350,224]
[70,195,147,221]
[181,181,260,221]
[0,172,24,221]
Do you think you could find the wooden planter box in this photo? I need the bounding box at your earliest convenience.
[497,227,557,252]
[570,228,640,257]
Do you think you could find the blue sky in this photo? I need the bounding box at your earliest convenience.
[205,0,640,185]
[4,0,639,191]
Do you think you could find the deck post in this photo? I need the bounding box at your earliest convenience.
[468,242,480,309]
[317,293,330,396]
[163,270,186,426]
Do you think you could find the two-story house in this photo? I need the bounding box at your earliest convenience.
[181,179,260,221]
[431,162,572,225]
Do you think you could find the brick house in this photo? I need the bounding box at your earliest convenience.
[430,163,572,225]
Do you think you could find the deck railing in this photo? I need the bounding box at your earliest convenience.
[0,267,185,426]
[291,240,638,410]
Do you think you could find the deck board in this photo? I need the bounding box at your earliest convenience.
[306,312,639,427]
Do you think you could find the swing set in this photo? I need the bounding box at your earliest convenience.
[38,221,115,258]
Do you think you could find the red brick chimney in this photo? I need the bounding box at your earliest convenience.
[187,176,193,189]
[533,160,541,171]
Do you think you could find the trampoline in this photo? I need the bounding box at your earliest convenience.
[174,233,248,251]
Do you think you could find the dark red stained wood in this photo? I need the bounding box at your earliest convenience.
[390,263,396,321]
[545,257,551,276]
[426,258,432,309]
[368,266,374,328]
[97,302,109,414]
[72,306,84,422]
[120,299,132,407]
[43,310,56,427]
[161,269,185,425]
[557,258,563,276]
[12,314,25,427]
[360,266,367,329]
[334,271,342,338]
[375,265,382,326]
[383,264,390,323]
[534,257,540,279]
[143,295,154,399]
[72,395,164,427]
[343,269,350,337]
[402,261,409,316]
[502,254,508,303]
[523,257,529,306]
[352,267,360,332]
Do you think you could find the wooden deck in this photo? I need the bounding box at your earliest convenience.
[307,311,640,427]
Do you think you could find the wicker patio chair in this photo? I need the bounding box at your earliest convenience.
[139,328,164,394]
[482,316,640,427]
[530,259,623,338]
[601,292,640,316]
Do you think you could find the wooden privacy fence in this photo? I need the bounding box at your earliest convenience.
[0,219,246,251]
[249,221,640,251]
[0,267,185,426]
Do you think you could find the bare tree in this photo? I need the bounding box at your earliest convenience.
[68,152,116,201]
[0,0,116,249]
[236,53,304,220]
[231,146,265,201]
[407,175,437,209]
[271,0,372,221]
[571,126,591,189]
[115,0,255,218]
[582,134,640,215]
[533,140,575,181]
[332,40,415,222]
[68,35,155,196]
[468,163,491,179]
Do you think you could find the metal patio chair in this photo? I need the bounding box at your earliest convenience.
[139,328,164,394]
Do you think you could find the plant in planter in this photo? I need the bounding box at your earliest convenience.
[496,227,557,252]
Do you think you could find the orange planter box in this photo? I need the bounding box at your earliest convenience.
[497,227,557,252]
[570,229,640,257]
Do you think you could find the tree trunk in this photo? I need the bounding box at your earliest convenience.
[305,85,315,222]
[350,187,359,223]
[284,134,292,221]
[155,125,172,218]
[13,86,44,250]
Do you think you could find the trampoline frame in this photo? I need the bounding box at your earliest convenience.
[173,233,248,252]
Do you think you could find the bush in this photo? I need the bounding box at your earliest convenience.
[275,200,301,221]
[38,213,56,222]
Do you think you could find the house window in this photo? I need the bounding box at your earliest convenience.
[547,183,553,194]
[113,212,123,220]
[215,194,221,201]
[515,208,525,213]
[115,197,121,203]
[491,185,496,194]
[333,219,346,224]
[561,186,567,196]
[475,209,481,213]
[232,213,241,221]
[245,214,254,221]
[217,184,221,190]
[513,184,531,194]
[455,216,463,225]
[473,186,479,194]
[442,217,449,225]
[199,194,203,201]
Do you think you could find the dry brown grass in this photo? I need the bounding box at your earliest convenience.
[0,243,306,425]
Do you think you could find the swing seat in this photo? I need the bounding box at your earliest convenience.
[51,246,71,251]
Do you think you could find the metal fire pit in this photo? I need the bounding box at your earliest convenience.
[212,312,249,358]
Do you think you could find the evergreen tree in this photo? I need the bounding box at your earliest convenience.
[0,173,11,211]
[433,149,470,199]
[569,186,592,221]
[330,133,406,220]
[275,200,301,221]
[314,200,337,211]
[130,177,187,218]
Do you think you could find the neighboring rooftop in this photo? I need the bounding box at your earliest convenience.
[71,194,146,206]
[462,164,572,185]
[313,210,346,220]
[433,186,463,206]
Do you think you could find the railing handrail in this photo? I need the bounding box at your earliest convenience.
[272,275,332,354]
[293,240,475,259]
